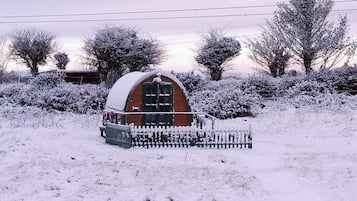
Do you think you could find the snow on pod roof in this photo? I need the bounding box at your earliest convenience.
[105,71,188,112]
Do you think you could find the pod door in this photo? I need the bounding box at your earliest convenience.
[142,82,173,126]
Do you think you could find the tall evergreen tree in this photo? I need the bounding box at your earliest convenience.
[272,0,356,73]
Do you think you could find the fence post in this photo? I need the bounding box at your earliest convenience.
[248,125,253,149]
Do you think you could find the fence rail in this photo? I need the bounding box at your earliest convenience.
[104,125,252,149]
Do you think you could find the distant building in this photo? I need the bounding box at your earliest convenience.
[63,70,101,85]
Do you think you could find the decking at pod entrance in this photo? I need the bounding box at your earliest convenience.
[100,71,253,149]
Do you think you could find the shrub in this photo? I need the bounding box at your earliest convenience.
[39,83,108,113]
[174,71,205,93]
[275,75,304,96]
[0,81,108,113]
[31,71,65,88]
[286,80,331,97]
[189,79,262,119]
[278,92,357,110]
[239,75,277,98]
[200,78,241,91]
[333,66,357,94]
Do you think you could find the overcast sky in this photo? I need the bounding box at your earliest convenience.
[1,0,356,74]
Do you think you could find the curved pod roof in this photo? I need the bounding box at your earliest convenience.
[105,71,188,112]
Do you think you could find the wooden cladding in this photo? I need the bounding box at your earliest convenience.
[125,75,191,126]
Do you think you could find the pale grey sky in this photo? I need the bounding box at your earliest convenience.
[1,0,356,73]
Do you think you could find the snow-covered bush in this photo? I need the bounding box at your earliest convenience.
[286,80,331,97]
[190,87,262,119]
[39,84,107,113]
[275,75,304,97]
[0,83,26,105]
[0,82,108,113]
[333,66,357,93]
[278,92,357,111]
[0,83,24,98]
[200,78,242,91]
[239,75,277,98]
[174,71,205,93]
[31,71,65,88]
[190,78,262,119]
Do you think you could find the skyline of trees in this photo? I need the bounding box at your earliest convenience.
[0,0,356,79]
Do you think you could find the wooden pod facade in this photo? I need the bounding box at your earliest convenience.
[105,71,192,126]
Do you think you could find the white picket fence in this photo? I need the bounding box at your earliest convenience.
[131,125,252,149]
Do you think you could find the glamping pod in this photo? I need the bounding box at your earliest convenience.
[104,71,192,127]
[100,71,252,149]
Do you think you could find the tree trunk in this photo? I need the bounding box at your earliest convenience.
[278,67,285,77]
[209,67,223,81]
[303,53,313,74]
[269,64,278,77]
[30,64,38,77]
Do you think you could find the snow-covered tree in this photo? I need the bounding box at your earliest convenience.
[247,28,291,77]
[195,30,241,81]
[0,38,9,82]
[54,52,70,70]
[83,26,164,85]
[9,28,56,77]
[272,0,356,73]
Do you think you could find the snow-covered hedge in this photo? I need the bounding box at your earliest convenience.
[0,73,108,113]
[285,66,357,94]
[189,78,262,119]
[277,92,357,111]
[188,66,357,118]
[174,71,205,94]
[31,71,65,88]
[1,66,356,117]
[239,75,277,98]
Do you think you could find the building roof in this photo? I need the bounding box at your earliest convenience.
[105,71,187,112]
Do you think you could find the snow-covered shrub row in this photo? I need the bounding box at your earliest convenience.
[188,66,357,118]
[239,75,278,98]
[189,78,262,119]
[173,71,205,94]
[329,66,357,93]
[280,66,357,93]
[285,80,331,97]
[31,71,65,88]
[277,92,357,111]
[0,73,108,113]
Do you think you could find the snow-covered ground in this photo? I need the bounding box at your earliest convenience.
[0,105,356,201]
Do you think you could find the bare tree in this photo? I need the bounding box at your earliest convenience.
[83,26,164,85]
[9,28,56,77]
[195,30,241,81]
[247,28,291,77]
[272,0,356,73]
[54,52,70,70]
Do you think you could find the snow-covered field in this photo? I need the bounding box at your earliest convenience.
[0,105,356,201]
